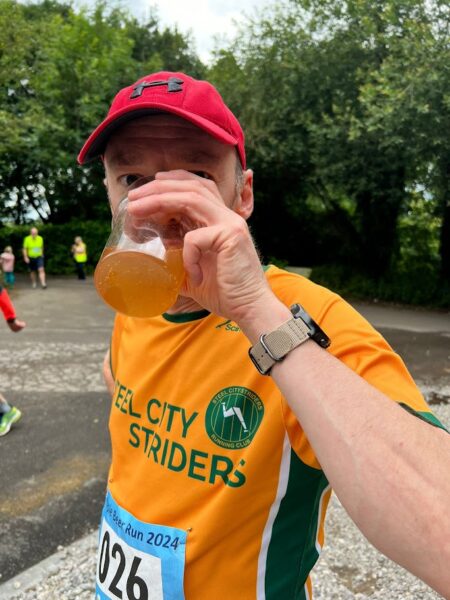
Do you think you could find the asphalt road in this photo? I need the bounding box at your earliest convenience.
[0,275,113,583]
[0,274,448,585]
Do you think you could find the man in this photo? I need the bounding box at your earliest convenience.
[78,72,450,600]
[0,284,25,436]
[22,226,47,289]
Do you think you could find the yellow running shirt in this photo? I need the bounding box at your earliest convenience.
[23,235,43,258]
[107,265,443,600]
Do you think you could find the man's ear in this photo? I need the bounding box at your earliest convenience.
[235,169,254,220]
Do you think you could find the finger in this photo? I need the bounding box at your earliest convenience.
[155,170,219,195]
[182,226,225,286]
[128,169,217,198]
[127,189,233,225]
[155,169,213,184]
[128,174,222,210]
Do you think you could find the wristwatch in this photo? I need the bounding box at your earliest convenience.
[248,303,330,375]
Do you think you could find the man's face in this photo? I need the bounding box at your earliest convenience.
[30,228,38,237]
[103,114,251,216]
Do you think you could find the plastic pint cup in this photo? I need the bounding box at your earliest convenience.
[94,176,185,318]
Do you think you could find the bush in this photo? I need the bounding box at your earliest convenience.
[310,264,450,309]
[0,220,111,275]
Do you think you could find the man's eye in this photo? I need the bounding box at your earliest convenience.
[191,171,212,180]
[120,174,141,187]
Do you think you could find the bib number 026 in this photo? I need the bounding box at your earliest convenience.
[97,523,164,600]
[98,531,147,599]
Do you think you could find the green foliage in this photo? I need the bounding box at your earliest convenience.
[310,188,449,307]
[310,263,450,308]
[125,12,205,78]
[396,195,441,271]
[209,0,449,281]
[0,220,110,275]
[0,0,206,225]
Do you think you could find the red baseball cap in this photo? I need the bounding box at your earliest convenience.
[77,71,246,168]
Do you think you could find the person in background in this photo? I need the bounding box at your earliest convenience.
[0,245,16,290]
[0,284,25,436]
[71,236,87,280]
[22,226,47,289]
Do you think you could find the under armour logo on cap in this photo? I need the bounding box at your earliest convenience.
[130,76,184,99]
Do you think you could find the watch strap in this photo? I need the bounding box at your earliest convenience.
[249,316,311,375]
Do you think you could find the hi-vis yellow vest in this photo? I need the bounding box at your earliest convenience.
[23,235,43,258]
[109,265,442,600]
[74,242,87,263]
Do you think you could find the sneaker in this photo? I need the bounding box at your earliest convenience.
[0,407,22,436]
[32,283,37,289]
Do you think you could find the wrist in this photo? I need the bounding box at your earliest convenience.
[7,318,17,331]
[235,295,292,345]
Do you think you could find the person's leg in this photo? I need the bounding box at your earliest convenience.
[76,262,86,280]
[0,392,10,408]
[38,259,47,288]
[30,269,37,288]
[5,272,14,289]
[38,267,46,288]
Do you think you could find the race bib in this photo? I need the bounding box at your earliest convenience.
[96,491,186,600]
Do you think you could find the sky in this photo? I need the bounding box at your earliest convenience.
[73,0,275,64]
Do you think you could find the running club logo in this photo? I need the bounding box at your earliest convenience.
[205,387,264,450]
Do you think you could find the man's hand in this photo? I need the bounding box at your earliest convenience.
[127,170,282,326]
[7,318,26,332]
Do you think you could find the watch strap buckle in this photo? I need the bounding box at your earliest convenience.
[248,303,331,375]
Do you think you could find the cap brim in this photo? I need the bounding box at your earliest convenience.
[78,103,238,164]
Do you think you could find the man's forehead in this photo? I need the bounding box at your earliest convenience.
[109,114,217,143]
[105,114,232,166]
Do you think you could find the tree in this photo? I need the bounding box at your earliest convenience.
[0,1,135,222]
[209,0,449,279]
[354,1,450,277]
[0,0,205,224]
[125,11,205,78]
